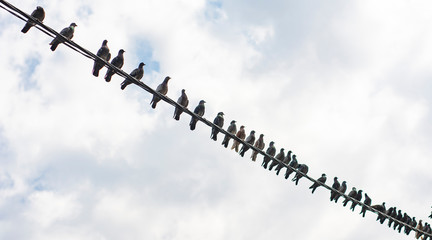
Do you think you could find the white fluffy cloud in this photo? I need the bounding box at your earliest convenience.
[0,0,431,239]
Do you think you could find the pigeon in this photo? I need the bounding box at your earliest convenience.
[284,154,298,179]
[150,76,171,109]
[398,213,409,232]
[343,187,357,207]
[221,120,237,148]
[407,217,417,235]
[121,62,145,90]
[330,177,341,202]
[268,148,285,171]
[387,207,396,228]
[261,141,276,169]
[210,112,224,141]
[393,210,403,230]
[173,89,189,120]
[275,150,291,175]
[104,49,125,82]
[21,6,45,33]
[350,189,363,211]
[189,100,206,130]
[415,220,423,239]
[239,130,256,157]
[430,207,432,219]
[360,193,371,217]
[334,181,347,203]
[92,40,111,77]
[423,223,431,240]
[405,216,413,235]
[250,134,265,161]
[231,125,245,152]
[50,23,77,51]
[309,173,327,194]
[372,202,386,225]
[292,164,309,185]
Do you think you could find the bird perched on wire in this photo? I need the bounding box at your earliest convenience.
[269,148,285,171]
[372,202,387,225]
[275,150,291,175]
[210,112,224,141]
[330,177,340,202]
[429,206,432,219]
[221,120,237,148]
[292,164,309,185]
[173,89,189,120]
[422,223,431,240]
[350,189,363,212]
[407,217,417,235]
[334,181,347,203]
[92,40,111,77]
[239,130,256,157]
[189,100,206,130]
[104,49,125,82]
[231,125,245,152]
[121,62,145,90]
[343,187,357,207]
[309,173,326,194]
[393,209,403,230]
[262,141,276,169]
[360,193,371,217]
[250,134,265,161]
[386,207,396,228]
[284,154,298,179]
[21,6,45,33]
[415,220,424,239]
[49,22,77,51]
[150,76,171,109]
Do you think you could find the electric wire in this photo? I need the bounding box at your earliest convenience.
[0,0,431,238]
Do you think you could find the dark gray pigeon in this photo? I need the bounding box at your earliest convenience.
[251,134,265,161]
[330,177,341,202]
[350,189,363,211]
[150,76,171,109]
[360,193,371,217]
[407,217,417,235]
[221,120,237,148]
[262,141,276,169]
[173,89,189,120]
[387,207,396,228]
[343,187,357,207]
[275,150,291,175]
[292,164,309,185]
[22,6,45,33]
[210,112,224,141]
[372,202,386,225]
[393,210,403,230]
[189,100,206,130]
[334,181,347,203]
[104,49,125,82]
[269,148,285,171]
[239,130,256,157]
[92,40,111,77]
[309,173,327,194]
[121,62,145,90]
[50,23,77,51]
[284,154,298,179]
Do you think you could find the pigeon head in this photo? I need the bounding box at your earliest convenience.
[37,6,43,10]
[269,141,274,145]
[334,177,338,180]
[102,39,108,45]
[230,120,236,124]
[139,62,145,67]
[322,173,326,177]
[240,125,245,129]
[181,89,186,93]
[250,130,255,134]
[292,154,296,159]
[70,22,77,27]
[280,148,284,152]
[164,76,171,82]
[218,112,224,116]
[119,49,125,54]
[259,134,264,137]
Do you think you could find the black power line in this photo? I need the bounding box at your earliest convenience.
[0,0,431,238]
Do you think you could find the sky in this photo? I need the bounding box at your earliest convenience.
[0,0,431,239]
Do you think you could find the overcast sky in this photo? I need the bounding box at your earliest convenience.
[0,0,431,239]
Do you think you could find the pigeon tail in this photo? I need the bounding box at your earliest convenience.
[105,72,113,82]
[92,68,100,77]
[21,23,32,33]
[50,42,59,51]
[190,119,197,130]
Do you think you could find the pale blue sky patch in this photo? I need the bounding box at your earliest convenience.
[18,56,40,91]
[133,39,160,74]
